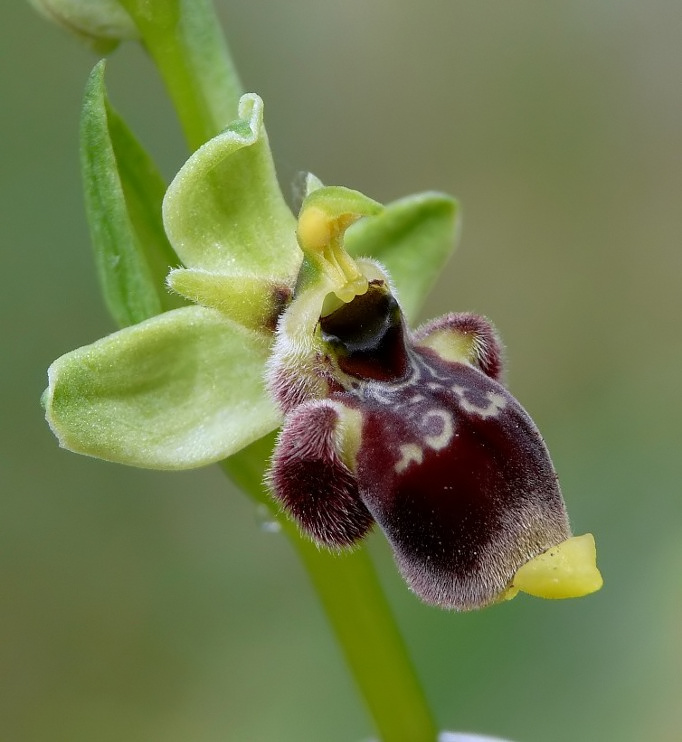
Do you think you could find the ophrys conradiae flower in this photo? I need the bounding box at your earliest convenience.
[43,92,601,611]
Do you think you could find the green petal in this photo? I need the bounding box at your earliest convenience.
[163,93,301,280]
[44,306,280,470]
[81,61,180,327]
[345,192,459,322]
[167,268,290,334]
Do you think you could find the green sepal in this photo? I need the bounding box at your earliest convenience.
[345,192,459,322]
[81,60,180,327]
[162,93,301,281]
[43,306,281,470]
[167,268,290,334]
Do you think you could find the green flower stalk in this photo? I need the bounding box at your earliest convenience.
[34,0,602,739]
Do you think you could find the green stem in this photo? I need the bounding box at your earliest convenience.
[292,537,438,742]
[224,436,437,742]
[125,1,438,737]
[119,0,243,150]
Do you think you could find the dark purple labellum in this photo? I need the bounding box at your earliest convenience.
[268,284,570,610]
[350,352,570,610]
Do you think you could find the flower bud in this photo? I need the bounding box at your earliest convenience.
[28,0,138,53]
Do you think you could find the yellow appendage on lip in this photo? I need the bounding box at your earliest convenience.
[504,533,603,601]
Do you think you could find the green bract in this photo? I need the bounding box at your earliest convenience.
[44,71,459,471]
[81,61,181,327]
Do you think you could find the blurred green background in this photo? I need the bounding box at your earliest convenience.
[2,2,681,740]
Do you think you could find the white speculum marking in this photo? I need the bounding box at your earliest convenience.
[451,385,507,419]
[423,409,454,451]
[393,408,455,474]
[395,443,424,474]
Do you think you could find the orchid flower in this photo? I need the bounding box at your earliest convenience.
[43,75,601,611]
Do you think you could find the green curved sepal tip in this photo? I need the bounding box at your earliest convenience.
[162,93,301,281]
